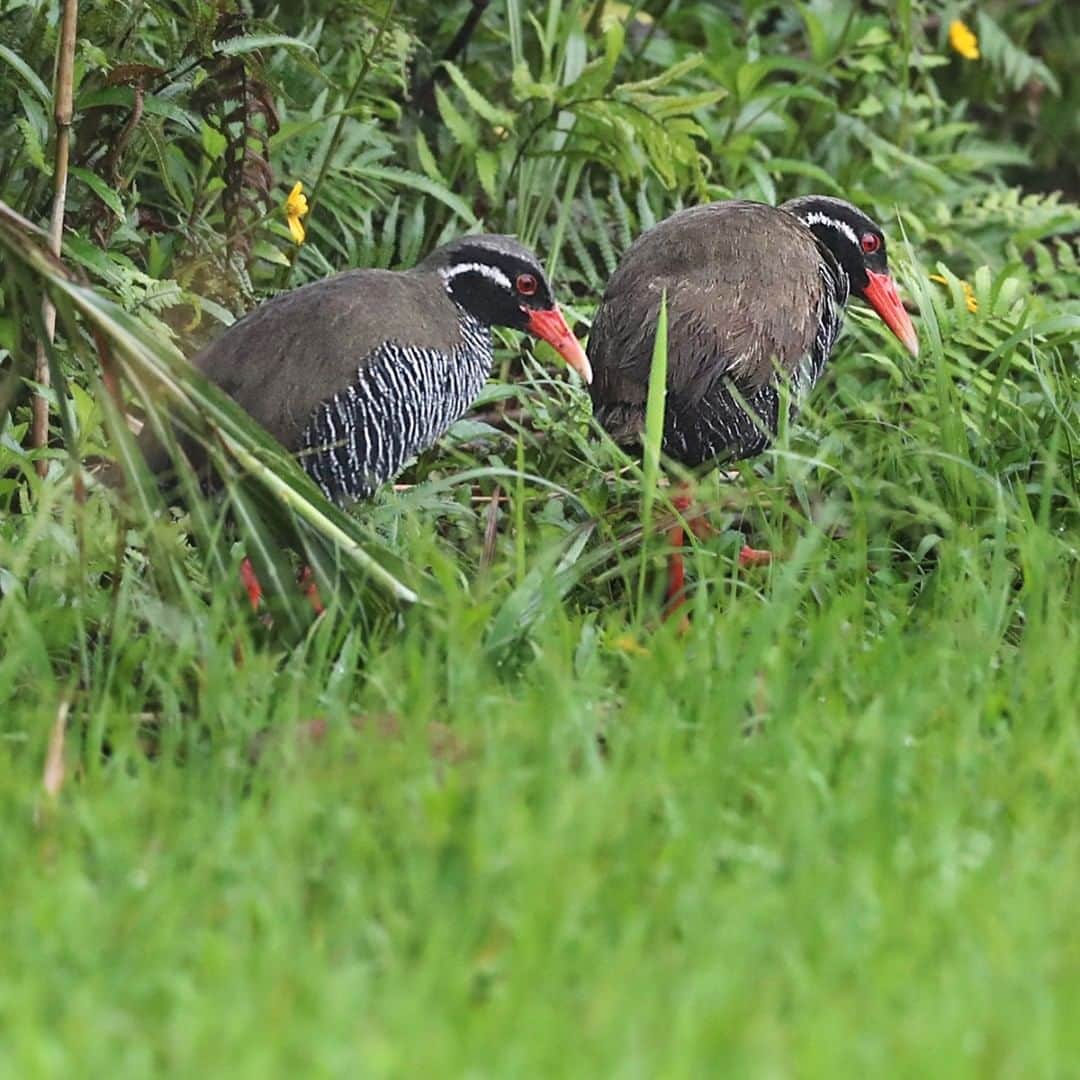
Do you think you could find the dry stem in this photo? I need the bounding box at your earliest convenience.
[31,0,79,477]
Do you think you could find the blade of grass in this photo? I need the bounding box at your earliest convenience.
[636,289,668,620]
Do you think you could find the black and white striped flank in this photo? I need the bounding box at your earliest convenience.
[298,312,492,503]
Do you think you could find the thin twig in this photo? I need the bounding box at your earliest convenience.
[31,0,79,478]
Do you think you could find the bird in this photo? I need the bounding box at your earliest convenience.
[139,233,591,610]
[586,195,919,614]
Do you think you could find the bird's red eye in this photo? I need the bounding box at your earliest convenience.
[516,273,538,296]
[861,233,881,255]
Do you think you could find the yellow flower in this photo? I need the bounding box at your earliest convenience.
[609,633,651,658]
[593,1,654,31]
[948,19,980,61]
[929,273,978,313]
[285,181,309,245]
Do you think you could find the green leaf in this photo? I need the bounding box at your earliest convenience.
[647,90,727,119]
[215,34,318,57]
[618,54,704,94]
[414,129,445,184]
[763,157,844,193]
[475,149,500,201]
[975,12,1061,94]
[70,166,125,218]
[348,164,479,226]
[855,25,891,48]
[511,61,552,102]
[252,240,292,267]
[485,522,595,655]
[641,290,668,527]
[434,84,478,151]
[0,43,50,104]
[201,122,228,161]
[78,87,201,132]
[442,62,515,129]
[15,118,49,175]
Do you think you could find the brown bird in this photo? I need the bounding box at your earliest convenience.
[587,196,919,613]
[141,234,591,609]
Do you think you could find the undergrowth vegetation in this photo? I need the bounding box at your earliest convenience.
[1,0,1078,1073]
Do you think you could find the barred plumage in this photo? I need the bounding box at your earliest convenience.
[299,314,492,502]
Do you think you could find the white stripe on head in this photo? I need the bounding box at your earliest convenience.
[800,211,859,249]
[441,261,513,290]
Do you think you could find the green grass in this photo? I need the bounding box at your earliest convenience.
[3,546,1080,1075]
[2,305,1079,1073]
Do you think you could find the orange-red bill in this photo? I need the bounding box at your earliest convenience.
[862,270,919,357]
[524,305,593,384]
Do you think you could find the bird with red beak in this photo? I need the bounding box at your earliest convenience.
[586,195,919,616]
[134,233,590,613]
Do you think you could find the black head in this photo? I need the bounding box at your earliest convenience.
[419,234,591,381]
[781,195,918,356]
[425,234,554,328]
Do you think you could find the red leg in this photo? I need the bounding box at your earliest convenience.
[663,486,695,620]
[240,557,263,610]
[738,544,773,567]
[663,520,688,619]
[661,485,771,619]
[298,564,325,615]
[240,557,325,614]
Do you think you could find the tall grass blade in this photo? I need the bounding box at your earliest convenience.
[637,289,668,615]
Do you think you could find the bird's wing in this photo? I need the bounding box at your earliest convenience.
[136,269,465,476]
[198,270,465,450]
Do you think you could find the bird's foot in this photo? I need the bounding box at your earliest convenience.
[238,557,325,616]
[298,564,326,615]
[738,544,773,568]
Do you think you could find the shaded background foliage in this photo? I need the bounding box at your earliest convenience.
[4,0,1077,321]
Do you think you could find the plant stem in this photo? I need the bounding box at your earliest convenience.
[412,0,490,113]
[32,0,78,478]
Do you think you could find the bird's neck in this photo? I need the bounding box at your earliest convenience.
[819,247,851,308]
[453,308,494,372]
[428,269,495,366]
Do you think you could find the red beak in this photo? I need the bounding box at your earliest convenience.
[861,270,919,357]
[524,305,593,384]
